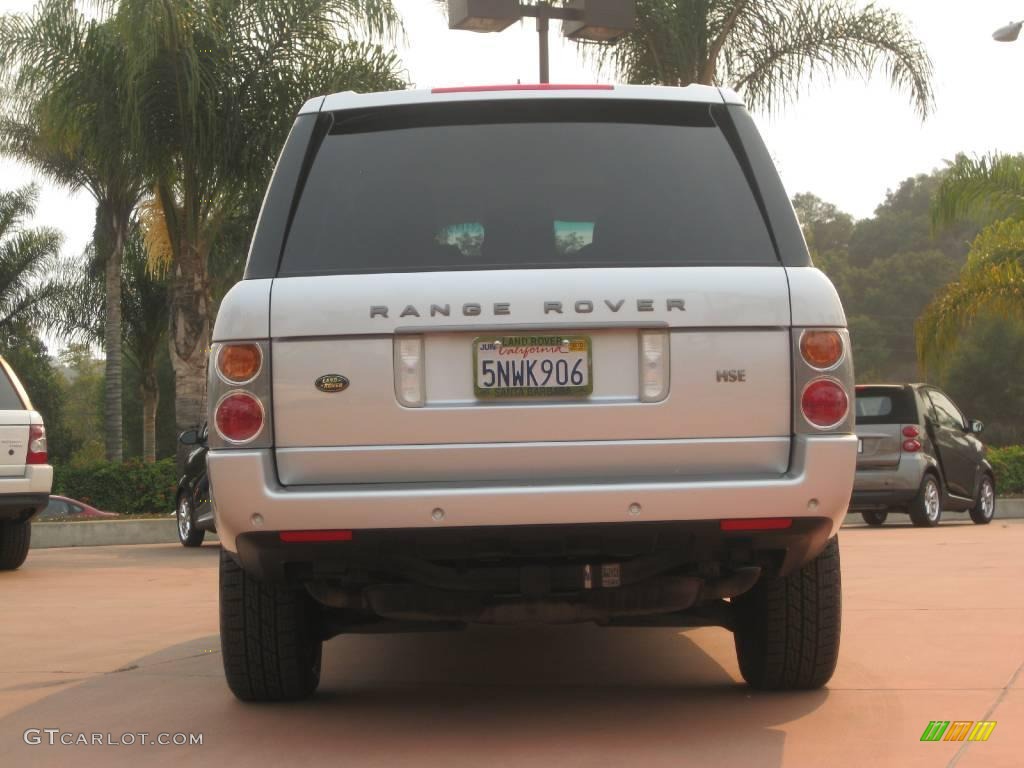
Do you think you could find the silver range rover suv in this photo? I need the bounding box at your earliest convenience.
[209,84,857,701]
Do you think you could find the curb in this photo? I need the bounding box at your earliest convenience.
[998,497,1024,518]
[30,518,219,549]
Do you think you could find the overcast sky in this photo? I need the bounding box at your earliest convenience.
[3,0,1024,262]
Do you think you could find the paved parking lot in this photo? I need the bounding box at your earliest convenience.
[0,519,1021,767]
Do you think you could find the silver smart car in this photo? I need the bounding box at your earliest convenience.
[851,384,995,527]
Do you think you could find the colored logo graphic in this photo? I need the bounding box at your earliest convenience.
[920,721,997,742]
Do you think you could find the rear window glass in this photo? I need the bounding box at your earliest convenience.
[279,100,778,276]
[855,388,917,425]
[0,368,24,410]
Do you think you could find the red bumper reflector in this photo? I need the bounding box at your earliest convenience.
[279,530,354,543]
[432,84,614,94]
[720,518,793,532]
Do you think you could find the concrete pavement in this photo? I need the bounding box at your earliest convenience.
[0,521,1022,767]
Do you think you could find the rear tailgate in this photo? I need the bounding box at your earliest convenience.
[262,95,802,486]
[271,267,793,485]
[854,386,918,469]
[855,424,902,469]
[0,366,28,478]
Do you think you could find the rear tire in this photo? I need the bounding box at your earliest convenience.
[733,535,841,690]
[176,494,206,547]
[969,474,996,525]
[909,474,942,527]
[219,548,322,702]
[860,510,887,527]
[0,519,31,571]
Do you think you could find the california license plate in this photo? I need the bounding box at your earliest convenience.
[473,335,593,398]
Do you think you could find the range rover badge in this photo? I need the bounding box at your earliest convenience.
[315,374,350,393]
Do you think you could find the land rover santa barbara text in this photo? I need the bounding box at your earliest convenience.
[208,84,857,702]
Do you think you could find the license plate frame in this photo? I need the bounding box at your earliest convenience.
[473,335,593,399]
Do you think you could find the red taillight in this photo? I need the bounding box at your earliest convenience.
[214,392,264,444]
[431,84,614,94]
[280,530,354,543]
[903,439,922,452]
[27,424,47,465]
[801,379,849,429]
[721,518,793,531]
[902,425,920,438]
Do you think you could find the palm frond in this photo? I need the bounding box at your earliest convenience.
[932,153,1024,231]
[727,0,933,117]
[917,217,1024,372]
[138,194,174,275]
[0,183,66,336]
[582,0,933,118]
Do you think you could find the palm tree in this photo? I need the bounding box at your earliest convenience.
[121,229,168,462]
[579,0,933,117]
[0,185,64,340]
[55,223,170,462]
[0,3,145,462]
[917,154,1024,372]
[109,0,406,449]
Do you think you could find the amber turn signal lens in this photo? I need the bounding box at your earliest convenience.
[217,344,262,384]
[800,330,844,369]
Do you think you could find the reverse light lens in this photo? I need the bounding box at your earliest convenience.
[395,336,425,407]
[639,330,669,402]
[27,424,47,465]
[800,330,844,369]
[217,344,262,384]
[215,392,265,443]
[903,439,922,453]
[902,425,920,438]
[801,378,849,429]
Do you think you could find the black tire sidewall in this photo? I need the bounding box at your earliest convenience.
[0,519,31,570]
[861,510,887,526]
[909,474,942,527]
[733,535,841,690]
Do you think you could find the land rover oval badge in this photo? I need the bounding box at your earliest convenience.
[315,374,349,393]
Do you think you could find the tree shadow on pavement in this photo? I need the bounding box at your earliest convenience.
[0,625,829,767]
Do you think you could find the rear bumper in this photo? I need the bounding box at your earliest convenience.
[849,489,918,509]
[0,493,49,521]
[0,466,53,521]
[233,517,834,587]
[850,453,928,509]
[210,434,857,553]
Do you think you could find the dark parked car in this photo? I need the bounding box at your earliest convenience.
[176,426,214,546]
[851,384,995,527]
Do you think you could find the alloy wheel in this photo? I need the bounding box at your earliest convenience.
[177,497,192,540]
[924,479,941,522]
[980,478,995,519]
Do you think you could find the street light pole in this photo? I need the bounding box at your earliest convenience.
[536,3,551,83]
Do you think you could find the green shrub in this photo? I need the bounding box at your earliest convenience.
[52,459,179,515]
[988,446,1024,495]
